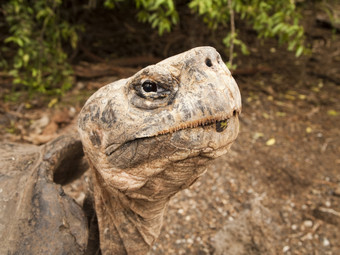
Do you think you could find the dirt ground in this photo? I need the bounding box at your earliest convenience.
[0,3,339,255]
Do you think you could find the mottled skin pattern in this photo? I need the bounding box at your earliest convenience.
[78,47,242,254]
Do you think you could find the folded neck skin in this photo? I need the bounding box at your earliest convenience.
[88,147,211,254]
[78,46,242,254]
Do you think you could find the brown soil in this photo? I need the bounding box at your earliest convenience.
[0,3,339,255]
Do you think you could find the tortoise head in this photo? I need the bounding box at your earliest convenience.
[78,46,241,254]
[78,46,241,190]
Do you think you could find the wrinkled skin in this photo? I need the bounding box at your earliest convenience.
[78,46,242,254]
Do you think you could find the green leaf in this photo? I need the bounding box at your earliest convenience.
[13,60,22,69]
[295,45,304,57]
[23,54,30,64]
[4,36,24,47]
[272,23,284,34]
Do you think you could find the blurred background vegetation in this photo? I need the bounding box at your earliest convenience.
[0,0,335,98]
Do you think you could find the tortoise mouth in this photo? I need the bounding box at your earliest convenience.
[105,110,240,157]
[156,110,239,135]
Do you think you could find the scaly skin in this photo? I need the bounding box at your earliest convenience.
[78,46,242,254]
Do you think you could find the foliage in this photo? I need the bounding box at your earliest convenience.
[103,0,124,9]
[320,0,340,33]
[135,0,179,35]
[1,0,309,96]
[1,0,80,95]
[189,0,306,61]
[105,0,308,60]
[103,0,179,35]
[114,0,307,65]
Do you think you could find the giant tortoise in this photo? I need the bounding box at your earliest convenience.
[0,47,241,254]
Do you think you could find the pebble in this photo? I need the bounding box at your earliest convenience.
[283,246,290,253]
[187,238,194,244]
[305,233,313,240]
[311,189,321,195]
[323,238,330,247]
[325,201,331,207]
[76,82,85,90]
[177,209,184,214]
[217,207,223,214]
[291,224,298,230]
[179,249,185,255]
[303,220,313,228]
[69,107,76,117]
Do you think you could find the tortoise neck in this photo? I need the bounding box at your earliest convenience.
[92,168,168,255]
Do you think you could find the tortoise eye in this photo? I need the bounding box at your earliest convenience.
[129,73,179,109]
[142,81,158,92]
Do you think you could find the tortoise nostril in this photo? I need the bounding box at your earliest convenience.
[205,58,213,67]
[233,110,237,116]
